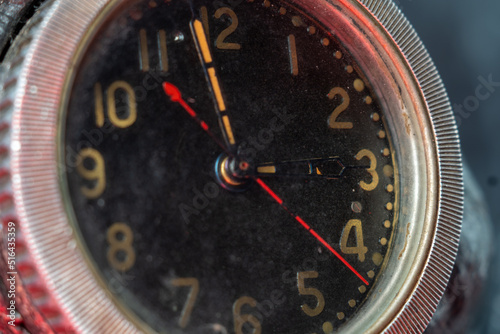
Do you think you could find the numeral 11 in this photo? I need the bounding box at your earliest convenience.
[139,28,168,72]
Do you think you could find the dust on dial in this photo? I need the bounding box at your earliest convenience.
[62,0,398,332]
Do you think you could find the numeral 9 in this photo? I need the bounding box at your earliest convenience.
[76,148,106,199]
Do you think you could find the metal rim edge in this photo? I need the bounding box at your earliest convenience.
[0,1,79,332]
[358,0,464,333]
[3,0,142,332]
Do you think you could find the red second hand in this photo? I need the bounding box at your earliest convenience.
[163,82,229,154]
[163,82,369,286]
[255,179,369,286]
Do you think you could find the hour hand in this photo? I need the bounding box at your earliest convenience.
[254,157,365,179]
[190,18,237,152]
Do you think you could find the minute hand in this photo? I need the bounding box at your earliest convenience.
[190,19,237,152]
[254,157,369,179]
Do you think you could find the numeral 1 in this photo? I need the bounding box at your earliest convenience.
[288,34,299,76]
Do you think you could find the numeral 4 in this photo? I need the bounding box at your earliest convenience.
[340,219,368,262]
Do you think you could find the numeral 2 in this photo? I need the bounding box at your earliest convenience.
[201,6,242,50]
[327,87,353,129]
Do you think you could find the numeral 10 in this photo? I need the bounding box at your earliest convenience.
[94,81,137,128]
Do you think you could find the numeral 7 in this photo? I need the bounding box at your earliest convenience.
[171,278,200,328]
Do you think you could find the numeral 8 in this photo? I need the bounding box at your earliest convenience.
[107,223,136,272]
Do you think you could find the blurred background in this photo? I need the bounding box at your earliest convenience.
[401,1,500,333]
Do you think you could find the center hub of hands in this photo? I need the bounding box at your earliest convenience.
[214,154,252,192]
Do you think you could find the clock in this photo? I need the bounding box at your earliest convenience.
[0,0,464,333]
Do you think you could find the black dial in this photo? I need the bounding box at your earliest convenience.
[63,0,397,332]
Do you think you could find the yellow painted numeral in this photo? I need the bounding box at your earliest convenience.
[107,223,136,272]
[139,29,150,71]
[158,30,169,71]
[288,34,299,76]
[297,271,325,317]
[327,87,353,129]
[356,149,379,191]
[199,6,241,51]
[95,81,137,128]
[77,148,106,199]
[214,7,242,50]
[200,6,211,45]
[139,28,169,72]
[171,278,200,329]
[340,219,368,262]
[233,296,262,334]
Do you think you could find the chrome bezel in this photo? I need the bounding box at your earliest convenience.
[293,1,463,332]
[2,0,462,333]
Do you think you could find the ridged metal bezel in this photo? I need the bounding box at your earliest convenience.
[359,0,464,329]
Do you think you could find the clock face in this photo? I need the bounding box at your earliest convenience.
[63,0,397,332]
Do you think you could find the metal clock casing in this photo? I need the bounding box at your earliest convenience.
[0,0,463,333]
